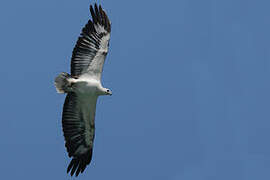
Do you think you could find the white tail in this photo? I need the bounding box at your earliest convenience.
[54,72,71,93]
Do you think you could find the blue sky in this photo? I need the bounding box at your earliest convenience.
[0,0,270,179]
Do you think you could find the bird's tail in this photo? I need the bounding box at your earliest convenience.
[54,72,72,93]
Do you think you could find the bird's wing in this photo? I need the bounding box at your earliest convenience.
[71,4,111,81]
[62,92,98,176]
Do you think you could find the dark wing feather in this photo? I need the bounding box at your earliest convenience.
[62,93,97,176]
[71,3,111,77]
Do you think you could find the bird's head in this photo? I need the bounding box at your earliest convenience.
[104,88,112,96]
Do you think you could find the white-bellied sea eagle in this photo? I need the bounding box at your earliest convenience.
[54,3,112,177]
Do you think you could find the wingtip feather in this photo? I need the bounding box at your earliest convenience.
[89,3,111,33]
[66,149,93,177]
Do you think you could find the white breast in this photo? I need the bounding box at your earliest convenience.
[74,78,101,95]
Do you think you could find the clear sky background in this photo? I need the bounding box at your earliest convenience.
[0,0,270,179]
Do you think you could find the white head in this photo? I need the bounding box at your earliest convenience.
[105,88,112,96]
[102,88,112,96]
[97,84,112,96]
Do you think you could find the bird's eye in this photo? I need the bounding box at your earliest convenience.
[107,90,109,92]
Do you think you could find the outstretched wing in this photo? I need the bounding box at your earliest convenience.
[62,92,97,176]
[71,4,111,80]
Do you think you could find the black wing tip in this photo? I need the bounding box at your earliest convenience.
[67,149,93,177]
[89,3,111,33]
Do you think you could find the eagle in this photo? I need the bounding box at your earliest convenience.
[54,3,112,177]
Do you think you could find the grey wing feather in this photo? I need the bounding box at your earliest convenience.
[62,92,97,176]
[71,4,111,79]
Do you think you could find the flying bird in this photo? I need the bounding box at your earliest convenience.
[54,4,112,176]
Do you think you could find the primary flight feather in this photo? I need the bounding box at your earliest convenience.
[54,3,112,177]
